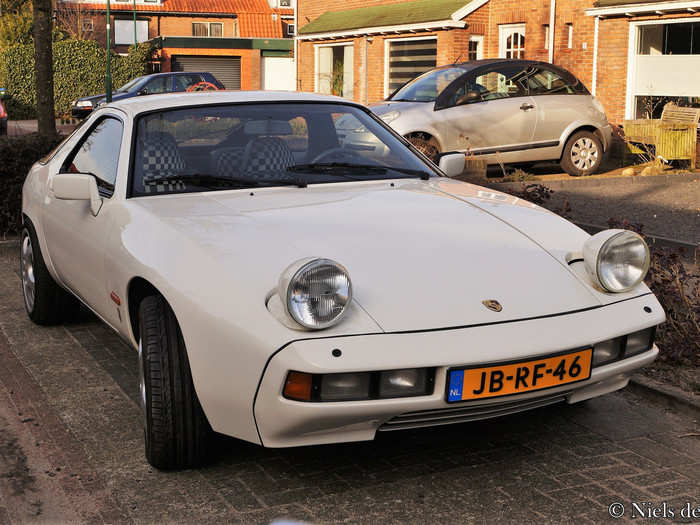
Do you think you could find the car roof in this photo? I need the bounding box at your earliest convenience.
[439,58,566,73]
[105,90,352,115]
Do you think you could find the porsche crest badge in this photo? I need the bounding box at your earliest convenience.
[482,300,503,312]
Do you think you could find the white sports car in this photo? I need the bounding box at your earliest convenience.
[21,91,663,470]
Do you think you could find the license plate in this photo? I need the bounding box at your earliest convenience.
[446,348,593,403]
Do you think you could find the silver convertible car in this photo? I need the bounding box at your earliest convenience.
[21,91,662,470]
[370,59,613,177]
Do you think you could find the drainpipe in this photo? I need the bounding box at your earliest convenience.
[548,0,556,63]
[363,36,369,104]
[294,0,299,90]
[592,16,600,96]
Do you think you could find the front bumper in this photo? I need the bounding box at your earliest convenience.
[254,294,663,447]
[601,124,614,152]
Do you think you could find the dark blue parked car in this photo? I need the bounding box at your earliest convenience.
[71,71,224,119]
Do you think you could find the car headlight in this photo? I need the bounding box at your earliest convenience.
[583,230,650,293]
[76,100,93,108]
[379,110,401,125]
[279,258,352,330]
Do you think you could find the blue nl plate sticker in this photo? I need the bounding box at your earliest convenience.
[447,370,464,402]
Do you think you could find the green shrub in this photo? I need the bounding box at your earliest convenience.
[0,133,64,238]
[0,39,155,119]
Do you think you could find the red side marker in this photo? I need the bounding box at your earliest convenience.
[110,291,121,306]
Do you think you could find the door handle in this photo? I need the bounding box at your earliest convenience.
[520,103,535,111]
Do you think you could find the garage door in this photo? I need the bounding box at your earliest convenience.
[171,56,241,90]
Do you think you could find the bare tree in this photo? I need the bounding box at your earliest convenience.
[32,0,56,136]
[55,1,103,41]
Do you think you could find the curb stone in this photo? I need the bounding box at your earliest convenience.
[0,239,18,256]
[628,374,700,420]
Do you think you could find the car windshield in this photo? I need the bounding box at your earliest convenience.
[116,76,146,93]
[389,67,465,102]
[131,102,437,196]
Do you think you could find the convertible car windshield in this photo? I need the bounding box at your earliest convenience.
[131,102,436,196]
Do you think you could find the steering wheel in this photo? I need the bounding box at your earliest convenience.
[186,81,220,92]
[311,147,368,164]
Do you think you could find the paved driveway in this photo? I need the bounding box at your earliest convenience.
[0,244,698,524]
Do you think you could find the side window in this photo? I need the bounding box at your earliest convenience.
[174,74,203,92]
[527,68,577,95]
[61,117,123,195]
[473,66,529,101]
[144,76,170,94]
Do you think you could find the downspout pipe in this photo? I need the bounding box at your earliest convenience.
[592,15,600,96]
[294,0,299,90]
[549,0,556,64]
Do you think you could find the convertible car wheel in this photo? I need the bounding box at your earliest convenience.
[560,131,603,177]
[20,225,79,325]
[139,295,211,470]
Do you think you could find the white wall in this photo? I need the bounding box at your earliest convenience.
[262,57,296,91]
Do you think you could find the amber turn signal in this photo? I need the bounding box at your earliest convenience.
[283,371,313,401]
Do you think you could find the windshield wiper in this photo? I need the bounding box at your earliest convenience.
[288,163,431,181]
[144,173,308,189]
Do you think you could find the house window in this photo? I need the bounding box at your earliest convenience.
[192,22,224,37]
[210,22,223,37]
[286,23,296,37]
[386,37,437,95]
[192,22,208,37]
[639,22,700,55]
[114,19,149,45]
[544,25,550,50]
[315,43,354,98]
[468,36,483,61]
[499,24,526,59]
[279,0,292,6]
[567,23,573,49]
[82,18,94,32]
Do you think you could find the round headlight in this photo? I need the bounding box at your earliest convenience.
[583,230,650,293]
[280,258,352,330]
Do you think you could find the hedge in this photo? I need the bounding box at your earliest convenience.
[0,39,154,119]
[0,134,65,238]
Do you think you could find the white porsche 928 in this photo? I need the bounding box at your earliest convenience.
[22,92,664,470]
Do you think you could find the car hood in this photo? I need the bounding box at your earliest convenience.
[370,100,432,116]
[75,92,133,106]
[128,179,629,334]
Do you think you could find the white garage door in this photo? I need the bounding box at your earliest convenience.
[262,57,296,91]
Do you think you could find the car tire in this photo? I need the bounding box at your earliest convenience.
[139,294,211,470]
[560,131,603,177]
[20,224,80,325]
[407,135,441,163]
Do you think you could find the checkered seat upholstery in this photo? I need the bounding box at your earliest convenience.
[241,136,295,181]
[140,132,187,193]
[212,147,246,179]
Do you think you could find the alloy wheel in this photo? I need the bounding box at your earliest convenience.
[570,137,600,171]
[20,230,36,313]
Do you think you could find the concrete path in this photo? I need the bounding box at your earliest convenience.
[0,245,697,524]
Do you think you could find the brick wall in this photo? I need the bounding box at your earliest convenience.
[159,17,239,38]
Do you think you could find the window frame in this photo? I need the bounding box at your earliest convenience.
[191,21,225,37]
[313,41,355,98]
[59,115,125,198]
[125,101,441,199]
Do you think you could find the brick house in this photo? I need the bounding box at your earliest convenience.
[56,0,297,91]
[296,0,700,124]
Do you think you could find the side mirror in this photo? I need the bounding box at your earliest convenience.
[456,91,482,106]
[137,88,149,96]
[438,153,466,178]
[51,174,103,216]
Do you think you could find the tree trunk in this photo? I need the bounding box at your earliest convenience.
[32,0,56,137]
